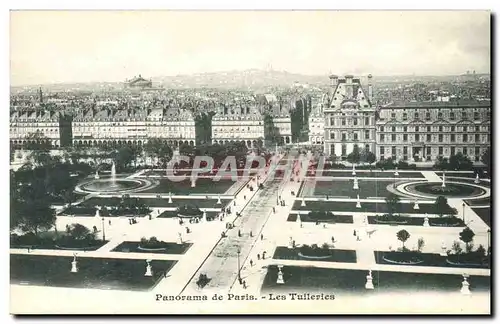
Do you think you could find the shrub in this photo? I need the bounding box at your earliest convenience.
[417,237,425,252]
[321,242,329,250]
[452,241,462,254]
[476,244,486,256]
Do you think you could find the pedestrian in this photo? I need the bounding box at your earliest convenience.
[250,231,253,237]
[262,251,266,259]
[261,234,264,240]
[244,195,246,200]
[331,236,335,243]
[238,230,241,237]
[234,201,236,206]
[273,207,276,213]
[257,253,261,260]
[243,281,247,289]
[353,229,357,236]
[250,259,253,267]
[109,220,111,225]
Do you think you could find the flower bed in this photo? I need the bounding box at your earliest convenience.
[429,217,464,227]
[176,205,203,218]
[287,213,353,224]
[111,241,191,255]
[382,251,424,265]
[272,246,357,263]
[367,215,424,226]
[10,233,108,251]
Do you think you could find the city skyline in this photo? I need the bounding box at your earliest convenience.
[10,10,490,86]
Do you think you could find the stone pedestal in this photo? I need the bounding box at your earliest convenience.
[365,270,374,289]
[442,173,446,188]
[168,195,173,204]
[144,261,153,277]
[217,195,222,205]
[353,178,359,190]
[95,207,100,218]
[461,275,471,295]
[276,265,285,284]
[71,260,78,273]
[94,172,100,180]
[203,211,207,222]
[301,198,306,207]
[296,215,302,227]
[394,168,399,176]
[414,201,419,210]
[191,180,196,188]
[288,237,293,249]
[474,174,480,184]
[352,165,356,176]
[423,217,429,227]
[177,233,183,245]
[356,197,361,209]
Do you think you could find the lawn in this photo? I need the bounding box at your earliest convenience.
[273,246,357,263]
[287,213,354,224]
[111,241,192,255]
[157,210,219,220]
[374,251,490,269]
[139,178,236,194]
[472,208,491,227]
[80,197,231,209]
[465,197,491,207]
[318,171,425,179]
[261,266,491,293]
[313,180,395,198]
[10,254,177,291]
[292,200,454,215]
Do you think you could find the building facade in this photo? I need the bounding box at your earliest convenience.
[376,101,491,162]
[10,110,73,148]
[308,100,325,146]
[71,107,196,147]
[323,74,376,159]
[211,104,266,148]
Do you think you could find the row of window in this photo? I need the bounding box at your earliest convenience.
[379,146,484,162]
[379,125,489,133]
[379,134,489,143]
[329,130,371,141]
[329,117,371,127]
[386,110,488,121]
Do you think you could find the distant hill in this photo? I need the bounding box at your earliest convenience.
[10,69,491,92]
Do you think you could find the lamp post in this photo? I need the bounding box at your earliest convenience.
[237,247,241,282]
[101,217,106,241]
[462,203,466,223]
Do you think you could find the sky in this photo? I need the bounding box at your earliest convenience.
[10,10,491,86]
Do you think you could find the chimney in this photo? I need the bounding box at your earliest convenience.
[367,74,373,103]
[329,75,338,88]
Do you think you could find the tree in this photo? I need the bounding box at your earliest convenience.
[68,223,93,240]
[481,147,490,171]
[434,195,449,217]
[346,145,361,165]
[385,193,401,217]
[360,149,376,165]
[114,146,135,170]
[14,179,56,236]
[24,131,53,167]
[433,156,449,171]
[448,152,473,171]
[459,227,475,253]
[396,229,411,250]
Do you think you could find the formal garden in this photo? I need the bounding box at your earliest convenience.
[10,254,176,291]
[375,227,490,269]
[10,223,108,250]
[313,179,395,198]
[287,212,354,224]
[139,178,237,194]
[111,237,192,254]
[273,245,357,263]
[261,266,491,293]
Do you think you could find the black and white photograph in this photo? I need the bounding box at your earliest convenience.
[8,9,491,315]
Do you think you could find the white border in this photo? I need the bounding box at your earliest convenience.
[3,1,497,323]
